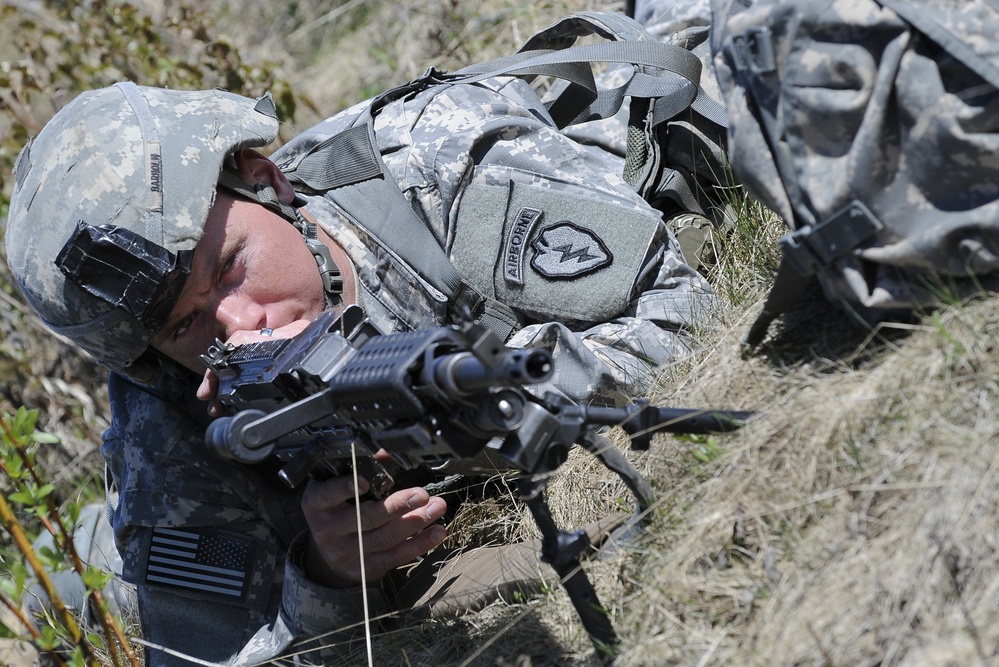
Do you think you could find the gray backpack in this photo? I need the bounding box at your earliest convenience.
[711,0,999,346]
[274,12,730,339]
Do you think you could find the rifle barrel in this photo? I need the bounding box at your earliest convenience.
[431,348,553,395]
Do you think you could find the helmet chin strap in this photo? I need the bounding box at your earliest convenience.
[217,170,343,309]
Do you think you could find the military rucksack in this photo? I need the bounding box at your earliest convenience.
[711,0,999,346]
[272,11,730,339]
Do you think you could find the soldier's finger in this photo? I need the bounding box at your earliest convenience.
[354,487,435,532]
[301,475,370,518]
[363,524,448,580]
[359,497,447,552]
[196,369,220,403]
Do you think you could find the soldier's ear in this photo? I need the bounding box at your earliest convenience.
[232,148,297,204]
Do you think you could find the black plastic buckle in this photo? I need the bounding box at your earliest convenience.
[779,200,884,276]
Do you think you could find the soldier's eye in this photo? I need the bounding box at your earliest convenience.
[171,314,194,341]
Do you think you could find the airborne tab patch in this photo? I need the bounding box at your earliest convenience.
[503,206,543,286]
[530,222,612,279]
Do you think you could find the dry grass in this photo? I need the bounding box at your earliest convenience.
[607,295,999,667]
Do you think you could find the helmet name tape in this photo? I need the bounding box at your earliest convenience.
[55,221,193,332]
[114,82,166,244]
[146,143,164,213]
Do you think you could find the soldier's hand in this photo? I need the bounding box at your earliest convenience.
[300,474,447,588]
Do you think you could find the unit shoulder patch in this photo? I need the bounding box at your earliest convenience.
[530,221,612,279]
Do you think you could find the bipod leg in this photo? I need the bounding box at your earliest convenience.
[580,429,655,528]
[579,428,655,553]
[519,476,618,664]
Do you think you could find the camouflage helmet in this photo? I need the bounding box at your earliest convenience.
[5,83,280,381]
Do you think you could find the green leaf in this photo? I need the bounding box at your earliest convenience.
[30,432,60,445]
[11,406,40,441]
[85,630,105,650]
[67,646,87,667]
[65,502,82,527]
[5,453,25,477]
[0,618,18,639]
[8,483,55,505]
[37,546,65,570]
[12,406,29,437]
[0,561,29,598]
[8,491,35,505]
[37,625,60,650]
[82,566,112,593]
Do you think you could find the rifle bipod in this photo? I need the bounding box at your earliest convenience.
[517,427,656,664]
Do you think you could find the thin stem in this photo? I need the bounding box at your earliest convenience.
[0,492,97,666]
[1,414,138,667]
[0,593,70,667]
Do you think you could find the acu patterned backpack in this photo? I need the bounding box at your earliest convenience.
[273,12,732,340]
[710,0,999,346]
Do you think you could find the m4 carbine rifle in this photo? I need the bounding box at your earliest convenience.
[202,305,751,659]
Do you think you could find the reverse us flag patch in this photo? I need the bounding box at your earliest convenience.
[144,526,255,600]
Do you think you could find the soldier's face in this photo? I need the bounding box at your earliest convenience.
[149,190,327,374]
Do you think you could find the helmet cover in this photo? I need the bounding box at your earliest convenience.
[5,83,280,377]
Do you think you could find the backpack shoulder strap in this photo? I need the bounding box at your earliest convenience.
[285,119,523,339]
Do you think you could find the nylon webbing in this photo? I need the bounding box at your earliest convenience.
[322,133,463,298]
[216,170,300,223]
[453,40,702,128]
[296,125,523,340]
[284,125,383,191]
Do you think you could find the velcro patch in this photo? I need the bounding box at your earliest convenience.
[530,222,612,279]
[144,526,255,601]
[451,182,661,323]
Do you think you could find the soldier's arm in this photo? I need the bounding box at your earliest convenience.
[104,374,388,666]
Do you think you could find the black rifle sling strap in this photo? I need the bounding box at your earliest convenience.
[282,13,712,340]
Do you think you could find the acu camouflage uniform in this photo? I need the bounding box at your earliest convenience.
[7,9,721,667]
[106,78,716,666]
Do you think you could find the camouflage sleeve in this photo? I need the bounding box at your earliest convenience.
[104,374,388,666]
[506,246,719,406]
[129,533,386,667]
[273,531,389,662]
[224,531,388,665]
